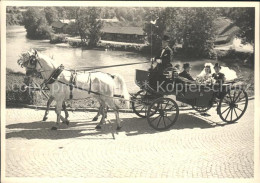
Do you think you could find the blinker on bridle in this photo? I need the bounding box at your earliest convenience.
[29,55,37,67]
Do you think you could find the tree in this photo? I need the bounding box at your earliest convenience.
[221,8,255,45]
[23,7,52,39]
[56,7,66,19]
[143,7,218,58]
[44,7,58,25]
[180,8,217,58]
[143,8,167,56]
[76,7,103,47]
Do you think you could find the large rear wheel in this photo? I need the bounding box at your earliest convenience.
[218,89,248,123]
[147,97,179,131]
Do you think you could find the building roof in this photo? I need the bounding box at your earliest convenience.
[51,21,65,29]
[101,26,144,35]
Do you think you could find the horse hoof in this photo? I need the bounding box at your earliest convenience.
[116,126,122,131]
[51,126,57,130]
[42,117,48,121]
[92,117,98,121]
[65,120,70,125]
[95,125,101,129]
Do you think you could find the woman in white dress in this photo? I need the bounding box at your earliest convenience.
[196,63,215,85]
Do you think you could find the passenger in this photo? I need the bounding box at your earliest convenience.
[196,64,214,85]
[173,64,181,74]
[179,63,195,82]
[212,63,226,84]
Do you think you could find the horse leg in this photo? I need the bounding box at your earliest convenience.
[95,103,106,129]
[114,108,121,131]
[92,105,102,121]
[62,101,69,125]
[42,96,54,121]
[51,101,63,130]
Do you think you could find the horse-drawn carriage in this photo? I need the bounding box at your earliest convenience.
[19,49,249,131]
[132,69,248,131]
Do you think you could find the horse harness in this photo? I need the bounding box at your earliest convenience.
[42,64,123,100]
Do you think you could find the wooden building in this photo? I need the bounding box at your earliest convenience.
[101,26,145,44]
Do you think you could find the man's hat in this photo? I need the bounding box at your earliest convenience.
[183,63,191,69]
[162,35,170,42]
[214,63,221,69]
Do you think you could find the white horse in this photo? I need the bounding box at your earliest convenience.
[18,49,130,130]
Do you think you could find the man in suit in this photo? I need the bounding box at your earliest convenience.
[212,63,226,84]
[179,63,195,81]
[149,35,173,90]
[152,35,173,72]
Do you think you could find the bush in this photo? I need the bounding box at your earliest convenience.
[50,34,67,44]
[34,25,53,39]
[23,7,53,40]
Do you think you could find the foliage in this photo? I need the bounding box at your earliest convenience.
[143,7,217,58]
[143,8,167,56]
[6,7,24,25]
[180,8,217,58]
[64,22,79,36]
[44,7,58,25]
[23,7,53,39]
[50,34,67,44]
[219,8,255,45]
[76,7,103,47]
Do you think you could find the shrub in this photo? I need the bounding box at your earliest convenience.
[50,34,67,44]
[23,7,53,40]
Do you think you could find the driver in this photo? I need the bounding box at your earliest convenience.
[151,35,173,72]
[149,35,173,90]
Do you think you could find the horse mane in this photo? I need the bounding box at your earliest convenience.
[38,52,59,68]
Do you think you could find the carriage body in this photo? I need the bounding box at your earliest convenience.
[135,69,215,107]
[133,69,248,131]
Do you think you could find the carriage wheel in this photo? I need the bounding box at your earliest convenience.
[192,105,211,113]
[218,89,248,123]
[132,90,157,118]
[147,98,179,131]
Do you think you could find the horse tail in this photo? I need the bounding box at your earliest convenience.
[113,74,130,109]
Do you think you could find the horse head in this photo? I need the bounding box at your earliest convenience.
[18,49,41,76]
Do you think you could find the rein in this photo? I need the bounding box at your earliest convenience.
[66,61,150,71]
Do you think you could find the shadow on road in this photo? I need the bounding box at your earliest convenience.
[6,112,232,140]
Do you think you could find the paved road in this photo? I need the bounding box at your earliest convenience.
[5,100,254,178]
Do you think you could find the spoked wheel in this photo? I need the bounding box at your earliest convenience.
[192,105,211,113]
[218,89,248,123]
[132,90,158,118]
[147,98,179,131]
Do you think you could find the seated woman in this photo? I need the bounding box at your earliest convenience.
[196,63,215,85]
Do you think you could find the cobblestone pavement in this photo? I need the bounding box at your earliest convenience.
[5,100,254,178]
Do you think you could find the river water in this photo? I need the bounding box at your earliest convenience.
[6,25,237,93]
